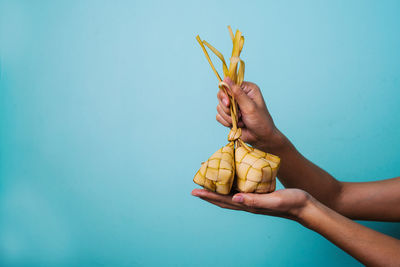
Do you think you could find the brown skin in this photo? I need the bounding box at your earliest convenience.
[192,77,400,266]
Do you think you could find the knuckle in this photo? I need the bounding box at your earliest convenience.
[246,197,258,208]
[216,114,228,126]
[232,86,243,97]
[217,104,223,114]
[222,105,230,114]
[252,84,261,92]
[218,106,230,121]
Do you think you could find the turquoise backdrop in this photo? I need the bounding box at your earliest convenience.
[1,0,399,266]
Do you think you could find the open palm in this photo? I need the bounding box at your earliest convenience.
[192,188,311,221]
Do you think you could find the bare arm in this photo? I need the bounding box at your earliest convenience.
[301,196,400,266]
[217,77,400,221]
[336,178,400,221]
[270,135,400,221]
[191,188,400,266]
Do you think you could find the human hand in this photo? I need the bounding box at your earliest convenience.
[217,77,284,151]
[191,188,311,221]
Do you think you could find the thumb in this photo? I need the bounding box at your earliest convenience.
[223,77,256,114]
[232,193,279,209]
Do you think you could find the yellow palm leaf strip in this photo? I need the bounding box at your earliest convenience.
[219,82,238,130]
[228,30,242,81]
[202,38,235,111]
[237,59,245,85]
[202,40,229,77]
[238,138,252,151]
[231,93,239,130]
[228,30,243,119]
[231,30,242,57]
[196,35,222,82]
[239,36,245,54]
[228,56,239,82]
[227,25,234,41]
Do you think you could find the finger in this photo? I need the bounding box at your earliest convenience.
[232,193,281,209]
[192,189,245,207]
[217,104,232,124]
[239,128,254,144]
[192,189,232,202]
[223,77,256,115]
[217,90,230,108]
[199,197,241,210]
[192,189,255,213]
[218,99,231,114]
[216,113,231,127]
[191,189,205,196]
[241,81,266,108]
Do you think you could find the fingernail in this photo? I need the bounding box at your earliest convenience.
[191,190,200,197]
[232,195,244,203]
[222,98,229,106]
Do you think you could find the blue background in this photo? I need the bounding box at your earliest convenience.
[1,0,399,266]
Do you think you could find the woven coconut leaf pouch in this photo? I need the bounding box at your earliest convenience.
[194,26,281,195]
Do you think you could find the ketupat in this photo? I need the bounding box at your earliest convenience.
[193,142,235,195]
[194,26,281,195]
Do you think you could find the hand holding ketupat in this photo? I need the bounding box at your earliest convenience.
[192,26,400,266]
[193,26,281,195]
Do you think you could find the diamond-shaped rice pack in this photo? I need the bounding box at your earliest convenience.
[193,142,235,195]
[235,144,280,193]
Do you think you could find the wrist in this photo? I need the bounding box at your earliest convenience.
[296,196,326,230]
[258,128,288,152]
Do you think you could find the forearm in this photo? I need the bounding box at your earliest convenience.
[298,198,400,266]
[263,130,343,208]
[263,131,400,221]
[334,179,400,221]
